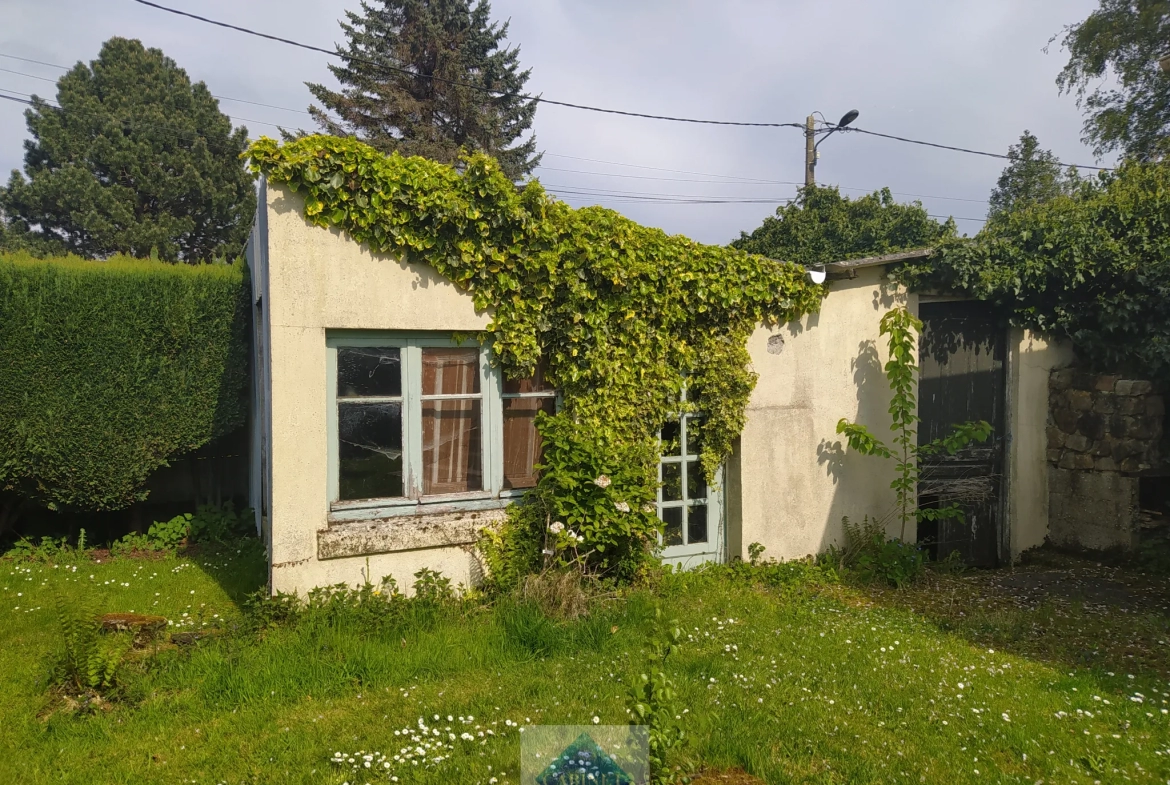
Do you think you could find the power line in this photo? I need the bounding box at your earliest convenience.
[0,53,67,71]
[0,80,286,131]
[543,153,787,183]
[536,163,991,205]
[0,92,35,106]
[0,67,56,84]
[843,126,1110,172]
[127,0,1113,175]
[0,82,992,212]
[130,0,806,130]
[540,181,795,201]
[0,87,56,106]
[537,165,802,187]
[547,190,793,206]
[0,53,311,119]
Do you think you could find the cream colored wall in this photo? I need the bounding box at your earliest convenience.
[263,184,493,595]
[1007,329,1074,558]
[730,267,913,561]
[260,182,1065,585]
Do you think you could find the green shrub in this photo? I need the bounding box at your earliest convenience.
[627,608,688,784]
[0,252,250,513]
[189,501,254,543]
[826,515,926,588]
[244,568,462,636]
[111,513,193,556]
[5,528,92,562]
[481,414,664,585]
[726,544,839,591]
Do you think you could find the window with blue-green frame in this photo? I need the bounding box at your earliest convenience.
[657,390,723,565]
[326,333,556,518]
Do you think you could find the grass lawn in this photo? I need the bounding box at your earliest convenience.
[1,543,1168,784]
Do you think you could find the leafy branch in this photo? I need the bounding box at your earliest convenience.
[837,306,992,540]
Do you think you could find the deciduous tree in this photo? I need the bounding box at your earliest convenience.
[1056,0,1170,160]
[731,185,955,265]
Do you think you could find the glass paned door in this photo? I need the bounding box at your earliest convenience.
[658,411,722,568]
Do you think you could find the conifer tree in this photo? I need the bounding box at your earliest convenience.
[0,37,255,262]
[307,0,540,180]
[987,131,1076,220]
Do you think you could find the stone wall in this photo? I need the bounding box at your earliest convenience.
[1047,371,1163,473]
[1046,370,1164,551]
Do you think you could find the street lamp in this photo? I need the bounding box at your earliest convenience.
[804,109,859,186]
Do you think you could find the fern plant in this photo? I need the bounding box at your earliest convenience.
[51,592,128,695]
[836,307,993,540]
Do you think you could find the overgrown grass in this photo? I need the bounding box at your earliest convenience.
[0,544,1168,784]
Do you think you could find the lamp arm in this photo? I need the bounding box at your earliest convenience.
[813,127,840,153]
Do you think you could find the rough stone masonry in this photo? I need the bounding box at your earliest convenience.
[1046,370,1164,551]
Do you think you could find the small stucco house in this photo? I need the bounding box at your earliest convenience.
[246,179,1070,595]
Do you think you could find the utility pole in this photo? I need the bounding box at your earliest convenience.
[803,110,858,188]
[804,114,816,187]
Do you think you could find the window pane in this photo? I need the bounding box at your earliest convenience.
[688,504,708,544]
[338,402,403,500]
[685,417,703,456]
[662,506,683,546]
[503,359,554,394]
[662,463,682,502]
[502,397,557,490]
[338,347,401,398]
[660,420,681,457]
[422,399,483,494]
[422,348,480,395]
[686,460,706,500]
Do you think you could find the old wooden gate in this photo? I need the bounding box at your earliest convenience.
[917,301,1007,567]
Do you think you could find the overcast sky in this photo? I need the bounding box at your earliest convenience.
[0,0,1111,245]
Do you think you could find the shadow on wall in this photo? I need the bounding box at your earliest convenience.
[786,310,820,339]
[873,281,900,312]
[267,187,449,293]
[812,306,909,556]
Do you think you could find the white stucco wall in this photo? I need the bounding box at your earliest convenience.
[254,185,1067,589]
[1007,328,1074,558]
[728,267,913,561]
[260,183,494,595]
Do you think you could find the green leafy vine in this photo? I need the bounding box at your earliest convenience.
[248,135,824,578]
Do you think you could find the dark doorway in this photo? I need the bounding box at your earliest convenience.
[917,301,1007,568]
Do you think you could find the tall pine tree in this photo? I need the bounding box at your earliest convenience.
[0,37,255,262]
[987,131,1077,220]
[307,0,540,180]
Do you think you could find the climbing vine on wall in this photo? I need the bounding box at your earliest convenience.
[248,135,824,579]
[895,160,1170,380]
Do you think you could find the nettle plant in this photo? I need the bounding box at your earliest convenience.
[836,307,992,541]
[248,135,824,581]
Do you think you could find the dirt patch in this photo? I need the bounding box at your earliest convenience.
[866,549,1170,677]
[973,552,1170,615]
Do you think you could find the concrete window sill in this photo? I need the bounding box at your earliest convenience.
[317,505,509,560]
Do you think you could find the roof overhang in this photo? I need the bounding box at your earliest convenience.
[824,247,934,279]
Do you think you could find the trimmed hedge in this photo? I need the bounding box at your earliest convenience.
[0,252,250,511]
